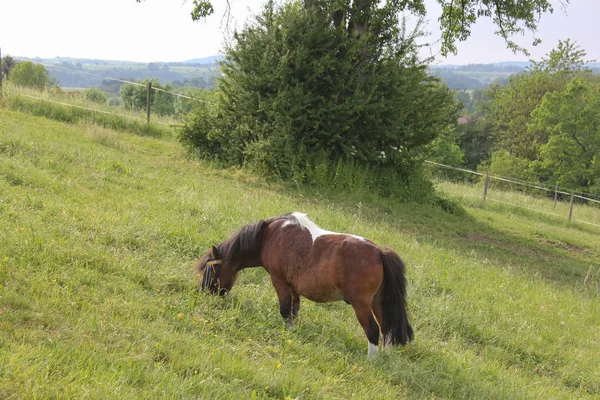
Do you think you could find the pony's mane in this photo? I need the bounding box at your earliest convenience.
[217,215,286,264]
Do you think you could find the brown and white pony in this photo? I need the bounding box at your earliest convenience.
[196,212,413,358]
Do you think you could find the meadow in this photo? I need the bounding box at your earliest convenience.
[0,101,599,398]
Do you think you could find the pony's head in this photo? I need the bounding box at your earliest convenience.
[196,245,238,295]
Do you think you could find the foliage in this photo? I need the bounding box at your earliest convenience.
[182,0,457,199]
[1,55,17,80]
[434,69,488,90]
[120,78,175,116]
[485,71,564,161]
[83,87,109,104]
[138,0,564,56]
[426,127,465,180]
[482,149,530,181]
[477,40,600,194]
[530,77,600,191]
[8,61,54,89]
[457,117,496,171]
[486,40,592,162]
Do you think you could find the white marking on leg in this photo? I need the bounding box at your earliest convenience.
[289,212,364,243]
[383,333,392,349]
[368,341,378,359]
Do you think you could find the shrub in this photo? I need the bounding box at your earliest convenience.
[84,87,108,104]
[180,1,458,201]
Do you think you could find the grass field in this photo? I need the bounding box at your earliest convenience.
[1,105,599,399]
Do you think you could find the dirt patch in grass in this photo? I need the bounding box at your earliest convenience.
[536,238,588,255]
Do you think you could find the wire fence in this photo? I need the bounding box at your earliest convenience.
[18,93,174,125]
[426,160,600,229]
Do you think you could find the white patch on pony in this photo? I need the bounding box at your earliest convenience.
[289,212,364,243]
[383,333,392,349]
[368,341,379,359]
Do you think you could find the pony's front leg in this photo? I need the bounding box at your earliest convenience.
[291,292,300,321]
[272,278,295,329]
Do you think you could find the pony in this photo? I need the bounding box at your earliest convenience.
[196,212,413,358]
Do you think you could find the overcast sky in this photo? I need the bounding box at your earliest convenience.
[1,0,598,65]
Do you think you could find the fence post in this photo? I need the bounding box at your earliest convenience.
[554,183,558,209]
[568,192,574,221]
[146,81,152,124]
[482,172,489,200]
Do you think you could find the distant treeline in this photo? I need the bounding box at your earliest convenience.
[44,61,219,89]
[435,63,529,73]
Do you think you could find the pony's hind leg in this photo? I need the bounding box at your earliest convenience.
[351,301,380,359]
[371,298,390,349]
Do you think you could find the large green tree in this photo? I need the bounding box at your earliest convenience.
[485,40,591,162]
[181,1,457,187]
[478,41,600,194]
[530,78,600,191]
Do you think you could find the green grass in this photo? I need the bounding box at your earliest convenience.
[1,84,177,136]
[1,106,599,399]
[436,179,600,228]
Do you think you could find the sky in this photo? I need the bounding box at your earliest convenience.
[1,0,598,65]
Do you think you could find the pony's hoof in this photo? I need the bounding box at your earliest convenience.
[285,322,296,331]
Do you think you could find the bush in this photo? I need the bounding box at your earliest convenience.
[180,1,458,201]
[84,87,108,104]
[8,61,54,90]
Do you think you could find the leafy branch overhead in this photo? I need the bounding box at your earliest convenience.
[136,0,569,55]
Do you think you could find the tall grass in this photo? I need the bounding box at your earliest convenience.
[1,106,599,398]
[1,83,174,138]
[436,180,600,227]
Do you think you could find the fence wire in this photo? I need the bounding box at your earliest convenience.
[426,160,600,229]
[17,93,171,126]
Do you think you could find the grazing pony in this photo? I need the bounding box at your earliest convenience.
[196,212,413,358]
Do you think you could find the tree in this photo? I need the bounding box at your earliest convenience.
[485,72,563,161]
[531,39,589,76]
[8,61,54,89]
[529,78,600,191]
[1,55,16,80]
[485,40,590,162]
[181,0,458,197]
[84,87,108,104]
[120,78,176,116]
[137,0,568,55]
[457,118,496,170]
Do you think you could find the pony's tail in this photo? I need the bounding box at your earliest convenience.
[380,249,414,346]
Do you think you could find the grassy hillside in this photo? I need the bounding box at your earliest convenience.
[0,107,599,399]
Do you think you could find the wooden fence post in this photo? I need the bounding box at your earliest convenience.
[568,192,574,221]
[554,183,558,209]
[482,172,489,200]
[146,81,152,124]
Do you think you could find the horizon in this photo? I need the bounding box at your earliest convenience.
[2,0,598,65]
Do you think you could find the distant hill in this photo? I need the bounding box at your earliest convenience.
[183,56,224,65]
[16,56,220,90]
